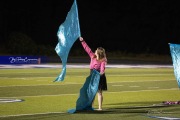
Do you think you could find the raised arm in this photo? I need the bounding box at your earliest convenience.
[79,37,95,58]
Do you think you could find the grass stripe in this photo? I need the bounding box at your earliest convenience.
[0,88,178,98]
[105,88,178,94]
[0,112,66,118]
[0,79,176,87]
[0,79,175,88]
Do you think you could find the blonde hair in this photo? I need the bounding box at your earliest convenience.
[96,47,107,63]
[97,47,105,59]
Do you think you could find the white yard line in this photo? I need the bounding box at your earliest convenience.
[0,83,82,88]
[112,85,124,86]
[105,88,179,94]
[129,86,140,87]
[108,79,175,83]
[0,98,23,103]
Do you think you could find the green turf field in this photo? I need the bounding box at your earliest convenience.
[0,67,180,120]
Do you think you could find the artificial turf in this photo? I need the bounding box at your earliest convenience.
[0,67,180,120]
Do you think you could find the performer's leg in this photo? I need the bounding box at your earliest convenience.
[98,90,103,110]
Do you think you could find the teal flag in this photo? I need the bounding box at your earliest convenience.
[169,43,180,88]
[68,70,100,113]
[54,0,81,82]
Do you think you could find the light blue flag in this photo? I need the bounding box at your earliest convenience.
[54,0,81,82]
[68,70,100,113]
[169,43,180,88]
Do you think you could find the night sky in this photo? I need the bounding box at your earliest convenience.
[1,0,180,55]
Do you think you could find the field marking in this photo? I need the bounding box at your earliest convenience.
[108,74,173,77]
[0,83,82,88]
[147,115,180,120]
[0,98,24,103]
[105,88,179,94]
[0,73,174,79]
[112,85,124,87]
[0,74,174,82]
[113,85,160,89]
[0,79,175,88]
[0,64,173,69]
[148,87,159,89]
[0,111,66,118]
[0,88,178,98]
[129,86,140,87]
[0,76,85,79]
[108,79,175,83]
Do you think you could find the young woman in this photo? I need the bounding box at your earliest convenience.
[79,37,107,110]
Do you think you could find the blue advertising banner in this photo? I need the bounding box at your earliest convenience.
[0,56,47,64]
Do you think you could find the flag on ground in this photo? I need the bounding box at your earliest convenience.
[68,70,100,113]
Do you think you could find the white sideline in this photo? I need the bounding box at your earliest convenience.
[0,64,173,69]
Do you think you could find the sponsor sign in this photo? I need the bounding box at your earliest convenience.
[0,56,47,64]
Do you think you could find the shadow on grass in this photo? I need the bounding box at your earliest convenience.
[74,101,175,115]
[73,102,165,114]
[1,102,179,120]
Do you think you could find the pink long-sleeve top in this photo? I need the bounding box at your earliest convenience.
[81,41,106,74]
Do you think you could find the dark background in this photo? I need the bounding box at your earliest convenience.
[1,0,180,56]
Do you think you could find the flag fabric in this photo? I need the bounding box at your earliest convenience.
[68,69,100,113]
[54,0,81,82]
[169,43,180,88]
